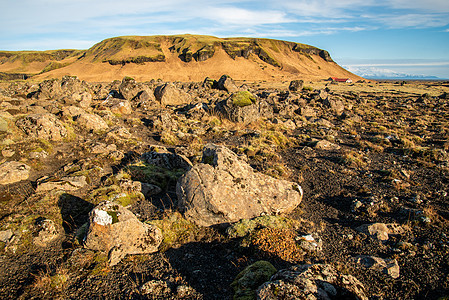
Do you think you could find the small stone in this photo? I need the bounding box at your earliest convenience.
[356,223,390,241]
[34,219,61,247]
[354,255,400,279]
[0,229,13,243]
[140,280,171,296]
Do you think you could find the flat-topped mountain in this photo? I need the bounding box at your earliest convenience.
[0,35,360,82]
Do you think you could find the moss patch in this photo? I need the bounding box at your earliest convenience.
[231,260,277,300]
[126,161,187,190]
[148,212,201,251]
[231,91,257,107]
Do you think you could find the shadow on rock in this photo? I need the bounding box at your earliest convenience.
[57,193,94,233]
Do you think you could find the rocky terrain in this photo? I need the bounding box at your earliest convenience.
[0,35,359,82]
[0,75,448,299]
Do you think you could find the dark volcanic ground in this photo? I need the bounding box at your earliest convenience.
[0,78,448,299]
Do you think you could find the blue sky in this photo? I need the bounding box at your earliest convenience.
[1,0,449,78]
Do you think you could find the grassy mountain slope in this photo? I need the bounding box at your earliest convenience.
[0,35,361,82]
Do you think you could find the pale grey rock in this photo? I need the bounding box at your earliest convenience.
[84,201,162,266]
[354,255,400,279]
[76,113,109,132]
[33,219,61,247]
[0,229,13,243]
[356,223,404,241]
[0,161,31,185]
[140,280,171,296]
[154,83,192,106]
[177,144,303,226]
[315,140,340,151]
[217,75,239,93]
[36,175,88,192]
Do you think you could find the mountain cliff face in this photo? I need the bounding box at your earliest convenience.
[0,35,360,82]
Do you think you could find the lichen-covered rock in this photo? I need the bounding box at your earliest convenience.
[84,201,162,266]
[314,139,340,150]
[154,83,192,106]
[109,99,132,114]
[0,161,31,185]
[231,261,277,300]
[356,223,390,241]
[177,144,303,226]
[217,93,272,124]
[33,219,61,247]
[118,77,141,100]
[257,264,368,300]
[16,113,67,141]
[140,280,171,296]
[75,113,109,132]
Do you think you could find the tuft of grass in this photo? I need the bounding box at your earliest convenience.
[160,131,179,145]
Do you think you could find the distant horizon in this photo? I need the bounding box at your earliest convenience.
[1,1,448,78]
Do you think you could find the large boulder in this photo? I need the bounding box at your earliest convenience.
[154,83,192,106]
[257,264,368,300]
[0,161,31,185]
[84,201,163,266]
[16,113,67,141]
[176,144,303,226]
[75,113,109,132]
[118,77,140,100]
[217,91,272,124]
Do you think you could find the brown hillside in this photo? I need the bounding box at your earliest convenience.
[0,35,362,82]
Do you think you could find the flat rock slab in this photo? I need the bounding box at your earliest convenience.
[176,144,303,226]
[0,161,31,185]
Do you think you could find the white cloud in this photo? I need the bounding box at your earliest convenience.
[202,7,295,26]
[364,13,449,28]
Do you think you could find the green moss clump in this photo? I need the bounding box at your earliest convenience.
[231,91,257,107]
[148,212,200,251]
[126,161,187,191]
[231,260,277,300]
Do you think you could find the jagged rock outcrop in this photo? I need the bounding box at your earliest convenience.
[176,144,303,226]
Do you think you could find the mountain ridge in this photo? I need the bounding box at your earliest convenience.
[0,35,361,82]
